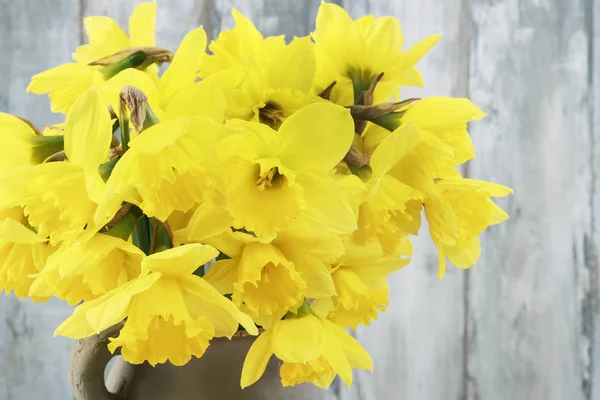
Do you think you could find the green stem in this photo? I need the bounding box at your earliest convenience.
[371,113,402,132]
[101,51,147,80]
[132,216,152,255]
[105,206,143,241]
[119,113,131,153]
[348,69,375,104]
[285,300,315,319]
[192,265,205,277]
[30,135,64,164]
[348,163,373,181]
[111,119,120,134]
[142,107,160,131]
[151,219,172,254]
[98,157,120,182]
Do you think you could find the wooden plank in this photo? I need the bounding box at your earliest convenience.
[0,0,81,398]
[592,2,600,399]
[336,1,470,399]
[467,1,591,399]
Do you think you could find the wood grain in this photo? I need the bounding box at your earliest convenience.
[0,0,80,398]
[467,0,592,399]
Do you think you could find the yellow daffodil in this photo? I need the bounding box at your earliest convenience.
[94,114,231,225]
[425,179,512,278]
[219,102,356,241]
[312,237,409,329]
[312,2,440,106]
[203,227,342,320]
[0,211,54,300]
[241,306,372,388]
[29,225,145,305]
[27,2,157,114]
[55,243,257,366]
[0,89,112,245]
[200,10,319,125]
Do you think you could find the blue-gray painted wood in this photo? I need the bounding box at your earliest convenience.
[467,0,592,399]
[0,1,80,398]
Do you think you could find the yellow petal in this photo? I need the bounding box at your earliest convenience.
[86,273,161,333]
[322,332,353,386]
[488,201,510,225]
[424,192,458,246]
[436,178,513,197]
[187,202,233,242]
[314,2,364,71]
[204,259,238,294]
[165,79,226,122]
[74,16,131,64]
[179,275,258,336]
[143,244,218,277]
[0,218,45,244]
[64,89,112,170]
[267,36,315,92]
[272,315,326,363]
[54,273,159,338]
[27,64,97,114]
[296,172,357,236]
[241,331,274,388]
[324,320,373,371]
[203,230,251,258]
[370,122,419,178]
[224,120,282,159]
[393,34,441,76]
[129,1,156,47]
[160,27,207,106]
[200,9,264,78]
[444,236,482,269]
[279,103,354,173]
[401,97,485,130]
[437,247,446,279]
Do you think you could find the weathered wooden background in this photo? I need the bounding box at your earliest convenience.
[0,0,593,399]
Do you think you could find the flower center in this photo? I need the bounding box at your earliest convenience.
[259,102,285,130]
[256,167,283,190]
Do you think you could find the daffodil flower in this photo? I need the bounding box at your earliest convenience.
[312,2,440,105]
[219,102,357,241]
[94,113,231,226]
[0,212,54,300]
[241,307,372,388]
[202,227,342,321]
[199,10,320,125]
[311,236,409,329]
[55,243,257,366]
[0,89,113,245]
[425,179,512,278]
[29,213,146,305]
[27,2,157,114]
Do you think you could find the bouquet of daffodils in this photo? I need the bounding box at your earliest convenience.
[0,1,511,389]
